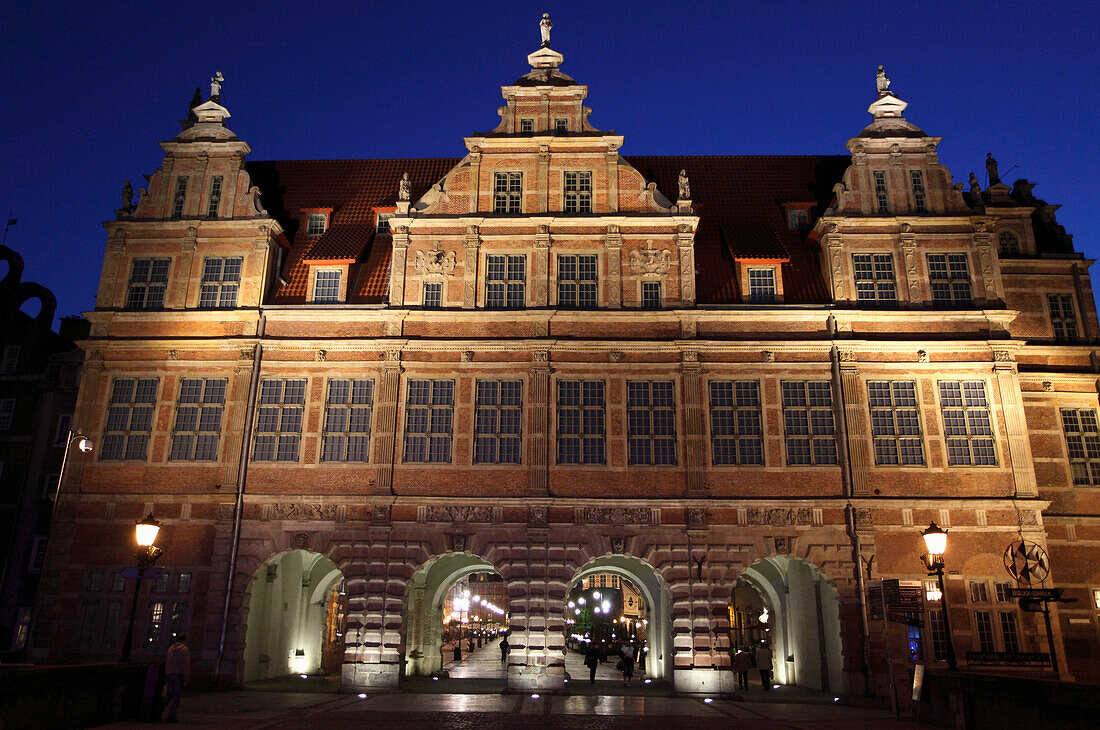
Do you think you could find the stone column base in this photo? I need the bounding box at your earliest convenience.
[672,668,737,696]
[342,661,399,691]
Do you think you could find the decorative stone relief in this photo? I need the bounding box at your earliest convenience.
[461,350,474,362]
[168,349,179,360]
[414,246,457,276]
[267,503,338,521]
[372,504,391,524]
[828,243,845,300]
[837,350,856,362]
[1020,509,1038,525]
[687,508,707,526]
[216,503,234,521]
[629,240,672,275]
[528,506,547,526]
[451,534,466,552]
[578,507,655,525]
[316,350,327,362]
[854,508,873,528]
[610,351,623,363]
[917,349,929,363]
[1043,381,1053,392]
[740,507,815,526]
[901,241,921,303]
[993,350,1013,363]
[293,531,310,549]
[422,505,494,522]
[382,350,402,362]
[762,350,775,363]
[239,346,255,360]
[771,536,792,554]
[681,319,697,338]
[682,351,699,363]
[610,536,626,553]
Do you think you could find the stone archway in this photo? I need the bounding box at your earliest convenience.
[569,554,673,681]
[241,549,345,682]
[739,555,844,692]
[402,552,503,678]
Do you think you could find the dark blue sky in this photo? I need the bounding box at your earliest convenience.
[1,1,1097,323]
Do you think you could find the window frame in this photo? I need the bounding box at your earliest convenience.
[493,172,523,214]
[423,281,443,309]
[485,254,527,309]
[708,380,765,466]
[927,253,972,308]
[556,379,606,465]
[910,169,927,213]
[168,377,228,462]
[0,345,19,374]
[170,176,188,219]
[473,379,524,465]
[563,170,593,213]
[0,399,13,431]
[306,213,328,236]
[1059,408,1100,486]
[321,378,374,463]
[873,170,889,214]
[1047,293,1079,342]
[641,281,662,310]
[251,378,306,462]
[125,257,171,310]
[868,380,926,466]
[852,253,897,306]
[747,267,777,303]
[206,175,223,218]
[556,253,598,309]
[781,381,838,466]
[312,268,343,304]
[100,377,159,461]
[403,379,455,464]
[938,380,997,467]
[198,256,242,310]
[627,380,677,466]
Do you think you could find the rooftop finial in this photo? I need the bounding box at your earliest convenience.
[540,13,552,47]
[876,65,892,97]
[210,71,224,101]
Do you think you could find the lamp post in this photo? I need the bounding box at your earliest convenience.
[920,522,957,670]
[119,514,163,662]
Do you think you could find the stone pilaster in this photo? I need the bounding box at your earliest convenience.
[388,226,410,306]
[676,224,696,306]
[537,144,550,213]
[221,362,254,490]
[836,349,871,496]
[992,350,1038,497]
[533,226,551,308]
[605,225,623,309]
[97,226,127,310]
[826,234,846,302]
[529,351,550,496]
[899,229,921,305]
[680,352,706,497]
[174,226,198,308]
[463,226,480,308]
[467,147,482,214]
[606,144,620,212]
[373,350,402,495]
[974,224,1003,305]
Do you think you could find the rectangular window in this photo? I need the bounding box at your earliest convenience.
[177,572,192,593]
[313,270,342,303]
[101,378,158,460]
[171,177,188,218]
[939,381,996,466]
[852,253,897,305]
[873,170,889,213]
[929,609,947,661]
[206,175,223,218]
[563,171,593,213]
[928,253,972,308]
[322,379,373,462]
[787,209,810,232]
[557,380,605,464]
[0,399,13,430]
[0,345,19,374]
[868,381,925,466]
[748,268,777,303]
[994,582,1013,603]
[641,281,661,309]
[404,379,454,463]
[474,380,523,464]
[306,213,327,236]
[146,601,165,649]
[376,213,392,235]
[170,601,188,638]
[520,118,534,133]
[252,379,306,462]
[999,612,1020,653]
[76,600,100,649]
[709,381,764,465]
[101,599,121,649]
[557,254,597,308]
[555,118,568,132]
[1048,294,1078,341]
[974,611,996,653]
[126,258,170,310]
[198,256,242,309]
[112,571,125,592]
[26,536,47,572]
[55,413,73,445]
[493,172,522,213]
[86,570,104,592]
[969,581,990,603]
[486,255,526,309]
[153,570,170,593]
[169,378,227,461]
[627,381,677,465]
[782,381,838,465]
[1060,408,1100,485]
[423,281,442,308]
[910,170,927,213]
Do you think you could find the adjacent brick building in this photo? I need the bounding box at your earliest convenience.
[33,30,1100,696]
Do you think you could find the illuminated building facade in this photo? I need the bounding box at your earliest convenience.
[33,25,1100,695]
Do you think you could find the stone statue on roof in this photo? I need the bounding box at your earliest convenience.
[122,181,133,213]
[969,172,981,199]
[986,153,1000,186]
[210,71,224,100]
[678,170,691,201]
[876,65,891,97]
[540,13,552,47]
[399,172,411,201]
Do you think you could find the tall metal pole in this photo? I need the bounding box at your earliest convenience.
[120,567,144,662]
[1041,602,1060,677]
[935,566,958,670]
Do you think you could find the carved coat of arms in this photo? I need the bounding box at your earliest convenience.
[628,241,672,275]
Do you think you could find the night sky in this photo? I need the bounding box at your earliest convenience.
[1,1,1097,324]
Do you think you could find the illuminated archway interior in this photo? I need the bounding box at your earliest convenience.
[242,550,345,682]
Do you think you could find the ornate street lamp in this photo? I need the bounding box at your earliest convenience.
[120,513,163,662]
[920,522,957,670]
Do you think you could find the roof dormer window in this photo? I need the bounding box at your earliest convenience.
[554,118,568,133]
[306,213,328,236]
[520,118,534,133]
[786,209,810,232]
[376,213,393,235]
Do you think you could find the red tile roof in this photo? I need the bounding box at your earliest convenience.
[248,154,849,306]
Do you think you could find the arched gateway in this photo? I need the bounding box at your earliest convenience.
[241,550,347,683]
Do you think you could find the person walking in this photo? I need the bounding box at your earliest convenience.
[163,634,190,723]
[756,643,773,690]
[619,642,636,685]
[584,642,600,684]
[733,647,752,691]
[499,634,510,664]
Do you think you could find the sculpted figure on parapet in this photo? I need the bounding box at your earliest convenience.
[398,172,411,201]
[677,169,691,200]
[540,13,552,46]
[876,64,891,96]
[210,71,224,99]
